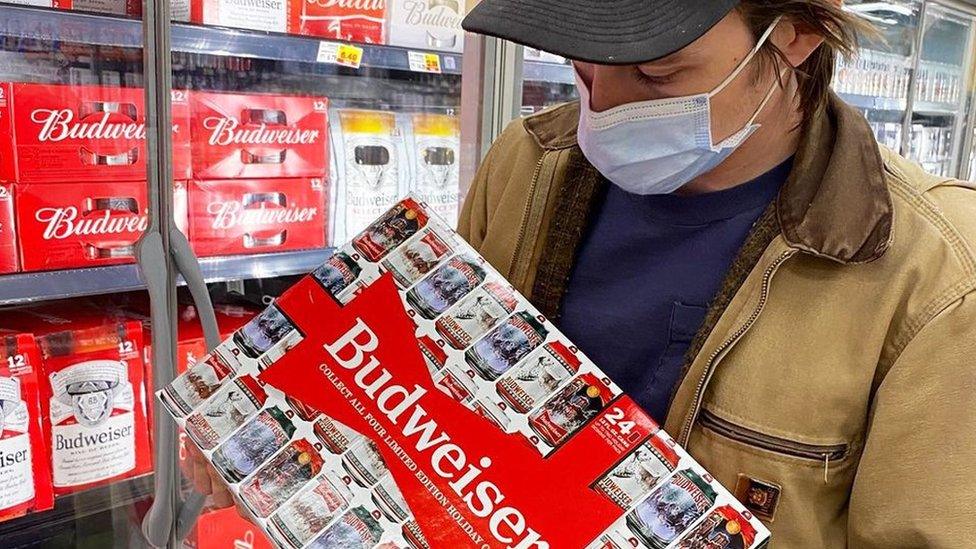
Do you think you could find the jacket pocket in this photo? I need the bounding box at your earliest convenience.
[699,410,848,464]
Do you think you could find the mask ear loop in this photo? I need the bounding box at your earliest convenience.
[747,66,791,126]
[709,15,784,99]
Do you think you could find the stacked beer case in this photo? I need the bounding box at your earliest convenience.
[158,197,771,549]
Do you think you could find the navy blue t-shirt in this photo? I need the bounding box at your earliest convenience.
[559,159,792,424]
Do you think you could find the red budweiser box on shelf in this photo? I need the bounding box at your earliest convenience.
[0,332,54,523]
[0,84,191,183]
[189,91,328,180]
[184,507,274,549]
[0,183,18,273]
[1,311,152,496]
[15,181,148,272]
[182,178,328,258]
[174,0,290,33]
[289,0,387,44]
[157,197,772,549]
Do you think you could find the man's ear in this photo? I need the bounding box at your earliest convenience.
[771,17,828,67]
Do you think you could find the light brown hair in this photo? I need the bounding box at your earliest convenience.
[738,0,875,125]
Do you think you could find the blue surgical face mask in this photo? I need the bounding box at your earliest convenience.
[576,19,783,195]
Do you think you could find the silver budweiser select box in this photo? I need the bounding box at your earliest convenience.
[158,197,771,549]
[387,0,466,53]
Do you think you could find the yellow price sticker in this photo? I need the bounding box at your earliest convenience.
[336,44,364,69]
[408,51,443,74]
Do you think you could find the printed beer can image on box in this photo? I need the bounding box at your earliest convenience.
[184,374,267,450]
[268,473,353,548]
[674,504,758,549]
[313,414,363,455]
[371,473,411,523]
[212,406,296,483]
[626,469,719,549]
[351,196,427,263]
[405,254,486,320]
[381,226,454,289]
[595,432,681,510]
[417,335,447,378]
[161,353,236,418]
[312,251,363,299]
[496,340,581,414]
[305,505,384,549]
[239,438,324,518]
[341,438,388,488]
[231,305,302,364]
[435,280,518,350]
[466,311,549,381]
[528,372,615,448]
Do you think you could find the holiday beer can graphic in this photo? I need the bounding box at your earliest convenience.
[381,226,455,288]
[232,305,300,362]
[212,406,296,483]
[435,280,518,350]
[496,340,581,413]
[595,432,681,509]
[313,415,363,455]
[184,374,267,450]
[674,505,758,549]
[405,254,487,319]
[528,372,615,448]
[305,506,384,549]
[0,377,34,512]
[268,473,353,548]
[161,353,236,417]
[371,474,411,523]
[626,469,719,549]
[466,311,549,381]
[312,251,363,300]
[352,198,428,263]
[341,438,388,488]
[239,438,324,518]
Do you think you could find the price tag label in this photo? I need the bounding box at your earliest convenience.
[408,51,442,74]
[317,42,364,69]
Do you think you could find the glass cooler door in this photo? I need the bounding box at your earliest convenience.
[521,47,578,116]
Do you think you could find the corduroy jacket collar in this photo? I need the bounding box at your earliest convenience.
[522,93,893,264]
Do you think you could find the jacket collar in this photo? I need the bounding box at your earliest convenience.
[522,93,893,264]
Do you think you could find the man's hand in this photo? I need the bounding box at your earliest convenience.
[186,442,235,509]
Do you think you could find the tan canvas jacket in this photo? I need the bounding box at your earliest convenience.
[457,95,976,548]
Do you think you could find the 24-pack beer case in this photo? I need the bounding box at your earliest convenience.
[158,197,770,549]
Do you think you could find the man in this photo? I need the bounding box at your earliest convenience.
[454,0,976,547]
[191,1,976,547]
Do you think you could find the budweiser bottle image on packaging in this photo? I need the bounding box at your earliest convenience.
[0,333,53,522]
[674,504,758,549]
[495,340,581,414]
[239,438,324,518]
[160,353,236,418]
[185,178,328,257]
[595,432,681,510]
[305,505,384,549]
[15,182,149,272]
[33,320,152,494]
[465,311,548,381]
[388,0,466,52]
[184,374,268,450]
[625,469,719,549]
[189,91,328,179]
[0,184,18,274]
[291,0,387,44]
[435,280,518,350]
[0,83,191,182]
[334,110,409,240]
[381,225,454,289]
[527,372,615,448]
[351,197,428,262]
[404,254,487,320]
[407,113,461,225]
[212,406,297,483]
[268,473,353,548]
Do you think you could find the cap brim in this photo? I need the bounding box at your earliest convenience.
[462,0,740,65]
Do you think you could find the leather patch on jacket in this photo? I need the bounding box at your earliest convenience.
[735,474,782,521]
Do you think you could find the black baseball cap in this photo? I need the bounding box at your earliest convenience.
[462,0,741,65]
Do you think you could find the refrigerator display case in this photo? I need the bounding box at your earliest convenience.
[0,0,486,547]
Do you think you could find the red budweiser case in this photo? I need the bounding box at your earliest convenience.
[0,183,18,273]
[0,84,191,183]
[0,332,54,523]
[187,0,290,33]
[0,311,152,496]
[289,0,387,44]
[188,91,329,180]
[15,181,148,272]
[184,178,328,257]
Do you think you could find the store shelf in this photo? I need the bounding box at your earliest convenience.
[0,248,335,306]
[912,100,960,115]
[0,474,154,547]
[838,93,908,112]
[523,59,575,85]
[0,4,462,73]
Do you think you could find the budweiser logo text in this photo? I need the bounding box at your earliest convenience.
[35,208,148,240]
[207,201,318,230]
[202,117,321,146]
[31,109,146,142]
[55,424,134,450]
[402,0,461,27]
[0,448,28,468]
[306,0,385,8]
